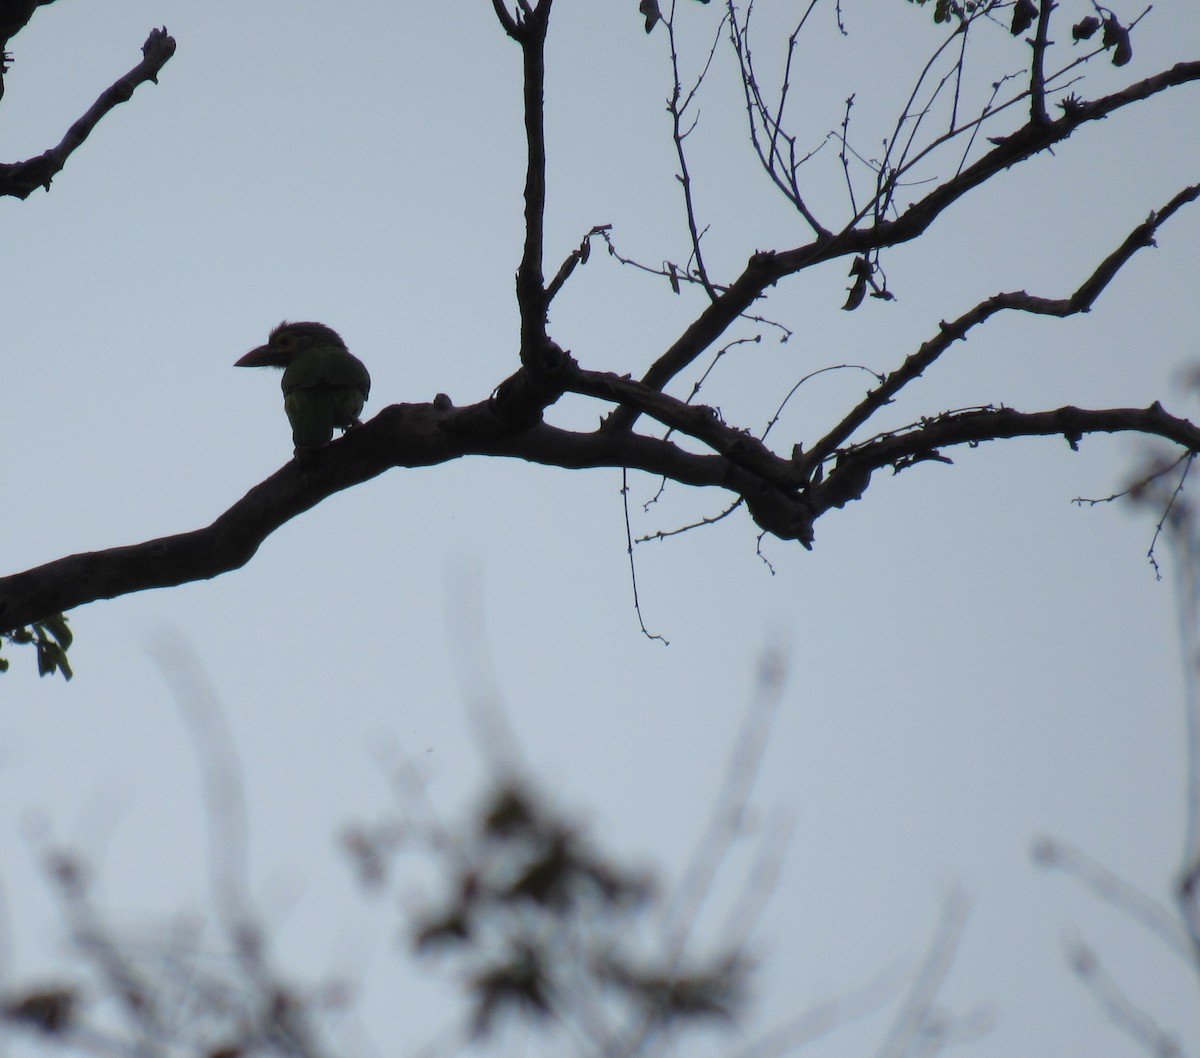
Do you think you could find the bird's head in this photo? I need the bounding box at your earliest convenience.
[235,321,348,368]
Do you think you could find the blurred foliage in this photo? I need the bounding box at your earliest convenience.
[345,779,749,1043]
[0,612,73,680]
[1,776,751,1056]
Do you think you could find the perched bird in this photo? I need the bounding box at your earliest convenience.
[235,321,371,450]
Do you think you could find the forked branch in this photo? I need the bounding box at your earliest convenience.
[804,183,1200,472]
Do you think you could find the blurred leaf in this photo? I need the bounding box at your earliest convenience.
[2,988,76,1035]
[482,783,538,837]
[508,832,575,907]
[415,909,471,950]
[470,946,552,1037]
[598,955,746,1026]
[1072,15,1100,40]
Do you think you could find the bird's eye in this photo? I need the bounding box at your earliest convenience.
[276,333,298,352]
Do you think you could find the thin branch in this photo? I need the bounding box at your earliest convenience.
[0,27,176,200]
[598,225,730,293]
[1065,938,1185,1058]
[1033,837,1193,961]
[805,184,1200,472]
[1146,454,1195,580]
[727,0,829,234]
[659,647,787,957]
[664,1,723,300]
[622,469,668,644]
[545,223,611,304]
[763,364,884,445]
[873,23,968,221]
[638,497,744,542]
[489,0,520,39]
[831,403,1200,487]
[605,62,1200,432]
[876,890,977,1058]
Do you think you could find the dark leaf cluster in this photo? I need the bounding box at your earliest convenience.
[906,0,1001,26]
[0,612,72,679]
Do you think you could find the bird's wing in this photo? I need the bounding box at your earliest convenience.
[283,347,371,398]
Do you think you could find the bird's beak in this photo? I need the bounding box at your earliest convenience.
[234,344,286,367]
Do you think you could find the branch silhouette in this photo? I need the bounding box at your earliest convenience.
[0,27,175,199]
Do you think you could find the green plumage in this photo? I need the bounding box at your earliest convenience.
[281,344,370,446]
[236,322,371,450]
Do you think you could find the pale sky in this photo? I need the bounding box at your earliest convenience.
[2,2,1199,1056]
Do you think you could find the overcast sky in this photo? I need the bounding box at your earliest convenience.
[2,2,1199,1056]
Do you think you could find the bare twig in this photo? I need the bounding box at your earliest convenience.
[622,468,668,644]
[1065,937,1185,1057]
[876,890,980,1058]
[663,0,728,300]
[1034,837,1193,961]
[639,497,745,542]
[659,645,787,952]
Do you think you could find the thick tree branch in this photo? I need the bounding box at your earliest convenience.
[605,59,1200,432]
[564,363,799,488]
[8,388,1200,633]
[0,27,175,200]
[0,398,810,633]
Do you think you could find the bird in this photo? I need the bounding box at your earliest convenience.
[235,321,371,450]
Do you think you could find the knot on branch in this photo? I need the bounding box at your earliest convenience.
[492,342,574,431]
[142,26,177,69]
[743,486,814,549]
[808,456,873,512]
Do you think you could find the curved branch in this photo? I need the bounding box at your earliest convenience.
[564,363,798,488]
[490,0,521,39]
[804,183,1200,471]
[7,389,1200,634]
[0,27,176,200]
[0,397,810,634]
[605,58,1200,431]
[844,403,1200,484]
